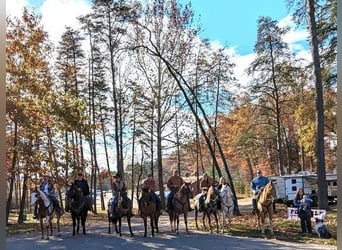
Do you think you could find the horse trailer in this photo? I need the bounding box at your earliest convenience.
[270,171,337,207]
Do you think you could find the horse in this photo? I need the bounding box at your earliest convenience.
[107,189,134,236]
[65,182,88,235]
[255,180,277,234]
[30,190,61,240]
[167,182,193,234]
[139,187,159,237]
[218,184,234,233]
[194,185,220,234]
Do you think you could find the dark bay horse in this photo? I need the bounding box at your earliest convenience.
[168,182,193,234]
[256,180,277,234]
[139,187,159,237]
[194,185,220,234]
[30,190,61,240]
[107,189,134,236]
[218,184,234,233]
[66,182,88,235]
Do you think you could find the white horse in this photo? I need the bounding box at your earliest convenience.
[219,184,234,233]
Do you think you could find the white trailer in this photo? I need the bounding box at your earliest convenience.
[270,171,337,207]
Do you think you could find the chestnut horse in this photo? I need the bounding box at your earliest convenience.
[139,187,159,237]
[256,180,277,234]
[218,184,234,233]
[30,190,61,240]
[107,189,134,236]
[167,182,193,234]
[194,185,220,234]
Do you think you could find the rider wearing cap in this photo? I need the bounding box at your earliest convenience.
[250,170,269,214]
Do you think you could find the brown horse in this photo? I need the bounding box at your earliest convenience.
[167,182,193,234]
[194,185,220,234]
[30,190,61,240]
[108,189,134,236]
[256,180,277,234]
[139,187,159,237]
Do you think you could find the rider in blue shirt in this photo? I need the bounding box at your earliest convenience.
[250,170,270,214]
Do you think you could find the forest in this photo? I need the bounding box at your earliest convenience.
[6,0,336,225]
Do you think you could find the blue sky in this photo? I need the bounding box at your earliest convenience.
[179,0,289,55]
[8,0,295,56]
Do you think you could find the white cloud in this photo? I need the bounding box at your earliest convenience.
[40,0,91,44]
[6,0,28,17]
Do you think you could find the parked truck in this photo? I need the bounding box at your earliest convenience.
[270,171,337,207]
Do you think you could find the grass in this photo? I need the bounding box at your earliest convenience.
[7,203,337,246]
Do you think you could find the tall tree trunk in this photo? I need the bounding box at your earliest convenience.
[307,0,329,210]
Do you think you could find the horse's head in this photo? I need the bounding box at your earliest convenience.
[178,182,193,199]
[259,181,277,204]
[206,185,220,204]
[220,184,232,198]
[66,182,83,200]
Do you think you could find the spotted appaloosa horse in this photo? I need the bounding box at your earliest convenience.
[31,190,61,240]
[167,182,193,234]
[256,181,277,234]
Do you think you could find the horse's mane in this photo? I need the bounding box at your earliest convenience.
[38,190,51,207]
[205,185,215,204]
[258,181,275,204]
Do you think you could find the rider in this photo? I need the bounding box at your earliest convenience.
[73,171,95,213]
[34,174,62,219]
[138,173,162,215]
[198,173,213,212]
[250,169,270,214]
[166,169,193,212]
[109,173,127,218]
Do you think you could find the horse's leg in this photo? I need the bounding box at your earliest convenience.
[81,213,86,235]
[76,216,80,234]
[57,215,60,233]
[169,213,174,232]
[45,221,50,240]
[107,212,112,234]
[260,213,265,234]
[127,214,134,236]
[39,219,44,239]
[176,214,180,235]
[49,218,53,236]
[221,210,225,233]
[118,217,122,236]
[202,212,206,230]
[269,211,274,234]
[207,212,213,234]
[195,208,199,230]
[71,215,75,236]
[150,215,155,237]
[184,213,189,234]
[214,212,219,233]
[155,213,159,233]
[114,218,119,235]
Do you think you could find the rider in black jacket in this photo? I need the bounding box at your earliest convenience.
[73,172,95,213]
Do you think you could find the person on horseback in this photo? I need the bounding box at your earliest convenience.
[198,173,213,212]
[166,169,193,212]
[250,169,270,214]
[109,173,127,218]
[139,173,162,215]
[73,171,95,213]
[34,174,62,219]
